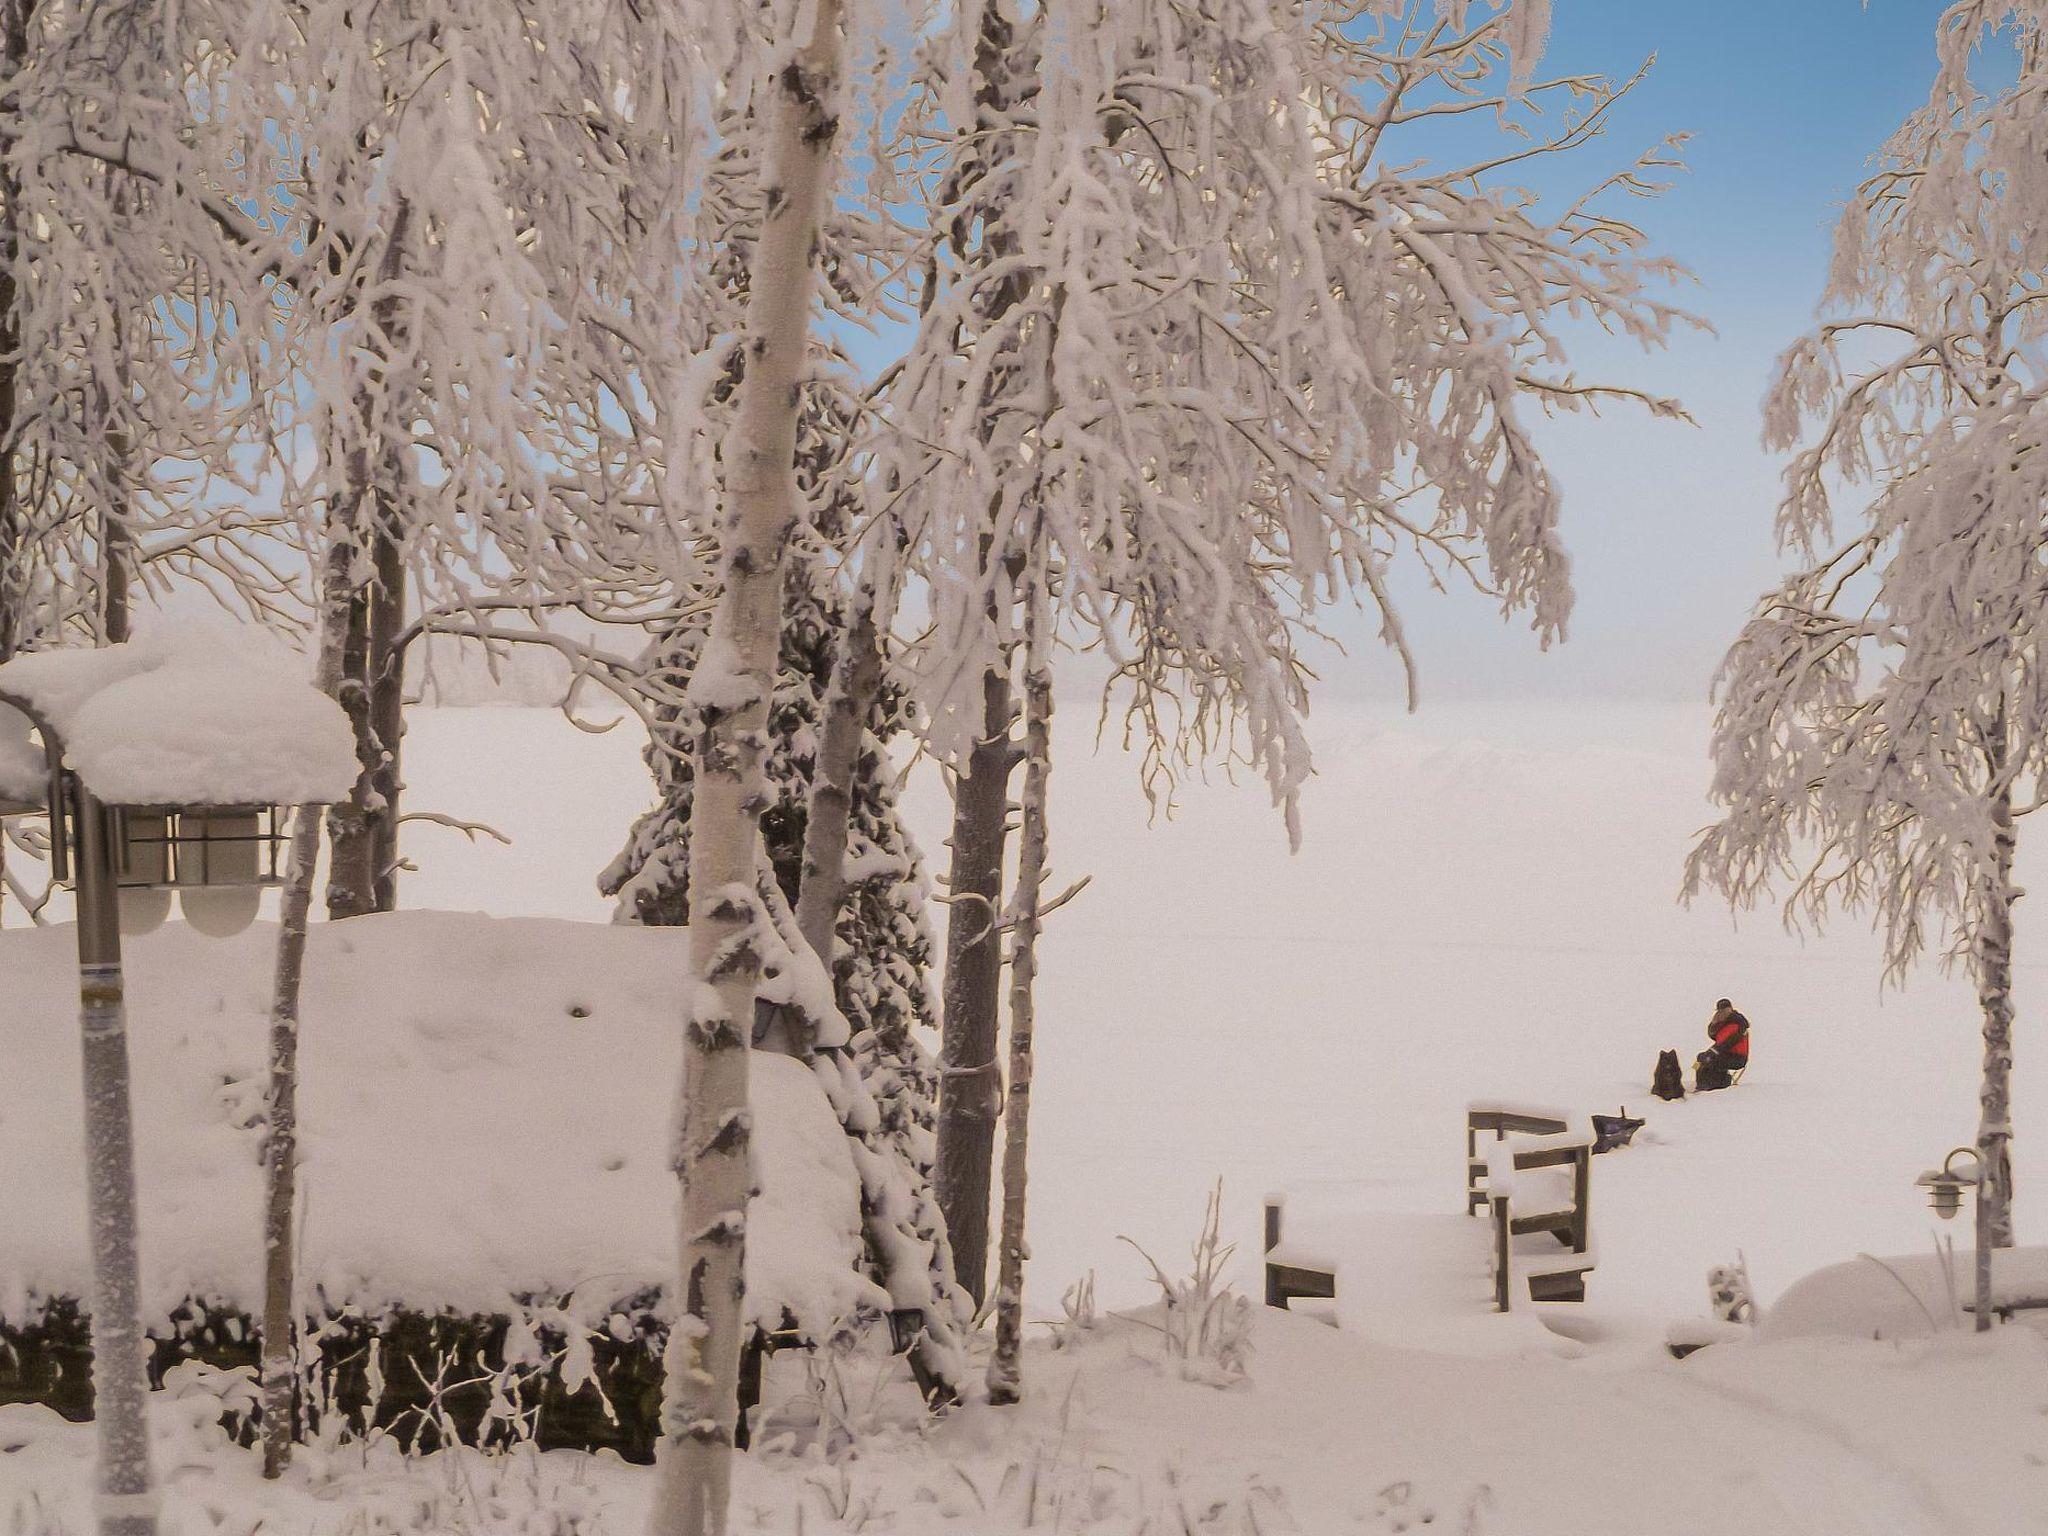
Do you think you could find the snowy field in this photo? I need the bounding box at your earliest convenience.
[395,697,2029,1322]
[10,697,2048,1534]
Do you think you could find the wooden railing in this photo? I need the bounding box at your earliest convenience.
[1471,1107,1594,1311]
[1262,1196,1337,1311]
[1465,1103,1570,1212]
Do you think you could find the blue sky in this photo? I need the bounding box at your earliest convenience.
[1329,0,1963,705]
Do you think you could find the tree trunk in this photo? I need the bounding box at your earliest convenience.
[323,583,376,917]
[267,190,412,1449]
[259,536,353,1477]
[324,200,412,923]
[367,524,405,911]
[927,1,1033,1303]
[0,1,23,928]
[935,662,1016,1303]
[101,522,130,644]
[0,0,29,666]
[792,595,881,1014]
[98,211,135,648]
[648,8,843,1534]
[986,657,1050,1404]
[789,596,970,1403]
[1973,778,2018,1331]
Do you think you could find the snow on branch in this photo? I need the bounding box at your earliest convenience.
[1691,6,2048,978]
[872,0,1693,838]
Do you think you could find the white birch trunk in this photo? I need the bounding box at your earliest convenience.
[986,653,1050,1405]
[1973,777,2018,1330]
[259,535,355,1476]
[648,9,844,1534]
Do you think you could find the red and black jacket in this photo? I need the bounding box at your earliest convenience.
[1711,1012,1750,1061]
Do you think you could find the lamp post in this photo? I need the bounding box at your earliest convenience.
[0,640,353,1536]
[1916,1145,1989,1332]
[69,780,158,1536]
[0,696,162,1536]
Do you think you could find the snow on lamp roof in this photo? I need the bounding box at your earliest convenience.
[0,704,46,806]
[0,630,357,807]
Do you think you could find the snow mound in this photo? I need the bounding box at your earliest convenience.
[1761,1246,2048,1340]
[0,912,882,1337]
[0,629,356,806]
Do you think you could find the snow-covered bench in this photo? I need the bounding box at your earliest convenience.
[1262,1199,1338,1311]
[1465,1102,1573,1210]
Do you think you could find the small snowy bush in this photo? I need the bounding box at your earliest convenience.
[161,1359,259,1449]
[1048,1270,1098,1351]
[1708,1258,1758,1327]
[1121,1182,1253,1388]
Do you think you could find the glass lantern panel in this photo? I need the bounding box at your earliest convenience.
[118,809,172,888]
[180,808,265,887]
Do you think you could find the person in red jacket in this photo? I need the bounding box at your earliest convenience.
[1695,998,1750,1091]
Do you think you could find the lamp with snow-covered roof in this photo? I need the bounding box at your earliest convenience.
[48,796,294,937]
[0,637,355,1536]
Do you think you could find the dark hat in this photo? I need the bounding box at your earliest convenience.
[1715,998,1732,1009]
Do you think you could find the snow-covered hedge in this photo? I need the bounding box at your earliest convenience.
[0,913,885,1339]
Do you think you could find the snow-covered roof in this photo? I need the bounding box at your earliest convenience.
[0,912,884,1338]
[0,631,356,807]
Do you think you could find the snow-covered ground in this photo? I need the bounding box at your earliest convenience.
[398,698,2025,1320]
[9,697,2048,1533]
[8,1306,2047,1534]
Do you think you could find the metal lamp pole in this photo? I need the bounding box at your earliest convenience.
[69,779,159,1536]
[1969,1149,1993,1336]
[0,662,331,1534]
[5,686,160,1536]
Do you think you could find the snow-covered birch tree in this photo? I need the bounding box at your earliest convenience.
[219,2,693,1468]
[189,2,692,926]
[881,0,1692,1337]
[640,3,851,1530]
[1,0,293,662]
[1688,1,2048,1327]
[592,63,975,1415]
[986,581,1050,1404]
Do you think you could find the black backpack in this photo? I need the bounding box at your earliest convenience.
[1651,1048,1686,1101]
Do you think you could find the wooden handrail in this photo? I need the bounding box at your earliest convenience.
[1490,1191,1512,1312]
[1466,1105,1574,1212]
[1472,1108,1595,1304]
